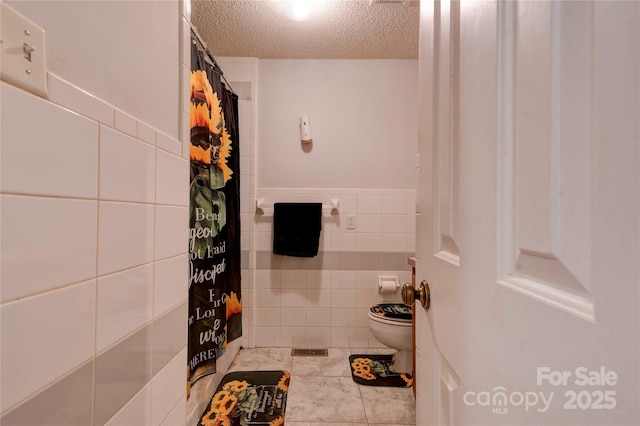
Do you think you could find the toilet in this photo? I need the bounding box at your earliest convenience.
[368,277,413,373]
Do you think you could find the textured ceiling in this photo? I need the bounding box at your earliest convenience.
[192,0,420,59]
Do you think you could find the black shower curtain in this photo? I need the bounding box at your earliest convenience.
[187,40,241,393]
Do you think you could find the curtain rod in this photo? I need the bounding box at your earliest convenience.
[189,23,236,94]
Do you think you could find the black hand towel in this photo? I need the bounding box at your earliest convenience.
[273,202,322,257]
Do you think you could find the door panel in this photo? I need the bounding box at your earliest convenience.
[498,0,595,319]
[415,1,639,425]
[434,0,461,263]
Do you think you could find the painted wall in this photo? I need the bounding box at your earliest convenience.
[5,0,180,138]
[257,59,419,189]
[0,1,188,425]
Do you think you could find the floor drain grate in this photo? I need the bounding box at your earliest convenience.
[291,348,328,357]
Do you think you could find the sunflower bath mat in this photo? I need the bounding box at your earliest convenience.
[349,354,413,388]
[198,370,289,426]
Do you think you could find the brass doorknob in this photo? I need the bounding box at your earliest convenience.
[402,280,430,310]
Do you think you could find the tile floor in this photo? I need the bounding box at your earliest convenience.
[227,347,416,426]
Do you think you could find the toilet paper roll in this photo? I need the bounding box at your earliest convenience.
[378,280,397,300]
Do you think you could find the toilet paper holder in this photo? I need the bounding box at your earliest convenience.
[378,275,400,300]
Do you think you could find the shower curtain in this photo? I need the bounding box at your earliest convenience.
[187,40,242,394]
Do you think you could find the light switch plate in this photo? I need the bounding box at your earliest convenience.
[1,3,47,97]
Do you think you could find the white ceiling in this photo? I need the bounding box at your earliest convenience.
[191,0,420,59]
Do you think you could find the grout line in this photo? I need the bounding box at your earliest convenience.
[0,278,96,307]
[0,257,184,308]
[92,116,101,426]
[157,392,185,426]
[0,192,185,209]
[0,191,99,201]
[151,143,159,386]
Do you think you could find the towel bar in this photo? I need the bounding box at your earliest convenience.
[255,198,339,215]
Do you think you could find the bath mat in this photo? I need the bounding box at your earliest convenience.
[198,370,289,426]
[349,354,413,388]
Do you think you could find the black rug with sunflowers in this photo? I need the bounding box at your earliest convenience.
[349,354,413,388]
[198,370,289,426]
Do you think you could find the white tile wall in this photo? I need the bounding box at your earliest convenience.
[157,131,182,156]
[181,64,191,115]
[154,255,189,318]
[99,126,157,203]
[254,333,275,347]
[382,232,407,252]
[0,195,97,302]
[0,280,96,412]
[239,136,252,160]
[180,111,190,145]
[331,289,356,308]
[358,214,382,233]
[254,270,281,288]
[137,121,157,145]
[306,270,331,288]
[357,233,382,251]
[161,397,186,426]
[46,73,114,126]
[155,206,188,260]
[382,194,409,214]
[239,118,252,140]
[156,150,189,206]
[281,291,306,308]
[151,349,187,426]
[331,232,357,251]
[255,308,281,326]
[382,214,408,233]
[1,1,192,423]
[254,290,281,307]
[1,73,189,424]
[331,337,350,347]
[96,265,154,353]
[254,231,272,251]
[249,187,415,349]
[180,18,191,70]
[182,131,191,160]
[357,194,382,213]
[1,83,98,199]
[105,383,153,426]
[331,308,357,327]
[115,109,138,137]
[331,271,356,289]
[98,202,155,275]
[307,308,331,327]
[356,271,378,289]
[305,287,331,308]
[281,270,306,289]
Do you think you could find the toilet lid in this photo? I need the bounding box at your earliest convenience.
[369,303,412,324]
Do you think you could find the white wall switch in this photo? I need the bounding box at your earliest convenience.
[346,215,356,230]
[1,3,47,97]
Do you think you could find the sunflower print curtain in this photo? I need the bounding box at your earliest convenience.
[188,41,242,393]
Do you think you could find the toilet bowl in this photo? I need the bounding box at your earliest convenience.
[368,303,413,373]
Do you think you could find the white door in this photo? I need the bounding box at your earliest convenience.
[413,1,639,425]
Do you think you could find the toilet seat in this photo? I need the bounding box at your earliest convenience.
[368,303,412,326]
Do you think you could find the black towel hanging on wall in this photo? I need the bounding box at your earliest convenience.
[273,203,322,257]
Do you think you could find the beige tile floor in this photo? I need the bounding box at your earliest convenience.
[227,347,416,426]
